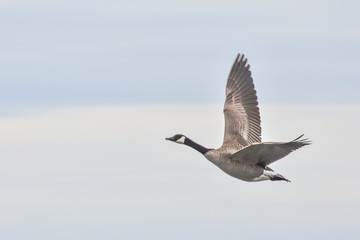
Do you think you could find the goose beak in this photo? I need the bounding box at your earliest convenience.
[165,136,175,141]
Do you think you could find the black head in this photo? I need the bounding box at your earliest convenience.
[165,134,210,154]
[165,134,186,144]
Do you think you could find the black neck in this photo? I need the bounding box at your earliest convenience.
[184,137,210,155]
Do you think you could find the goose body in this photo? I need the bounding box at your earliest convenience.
[166,54,311,182]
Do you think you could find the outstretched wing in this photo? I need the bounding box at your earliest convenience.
[222,54,261,149]
[231,134,311,166]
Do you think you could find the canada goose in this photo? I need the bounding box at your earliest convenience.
[166,54,311,182]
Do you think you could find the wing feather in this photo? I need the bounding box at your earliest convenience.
[230,135,311,166]
[222,54,261,149]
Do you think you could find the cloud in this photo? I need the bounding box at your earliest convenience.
[0,104,359,239]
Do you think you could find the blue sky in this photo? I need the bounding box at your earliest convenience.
[1,0,359,109]
[1,1,360,239]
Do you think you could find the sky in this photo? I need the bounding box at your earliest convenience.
[1,0,360,239]
[1,0,360,109]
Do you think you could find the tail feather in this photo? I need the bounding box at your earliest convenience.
[270,174,291,182]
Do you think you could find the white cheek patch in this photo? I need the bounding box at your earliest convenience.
[176,136,186,144]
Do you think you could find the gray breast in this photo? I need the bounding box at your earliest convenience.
[204,149,263,181]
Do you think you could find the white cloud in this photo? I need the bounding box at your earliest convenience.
[0,104,359,239]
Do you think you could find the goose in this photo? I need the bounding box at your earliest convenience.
[166,54,311,182]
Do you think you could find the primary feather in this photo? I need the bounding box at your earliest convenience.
[222,54,261,149]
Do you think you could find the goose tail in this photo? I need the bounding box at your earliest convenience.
[269,174,291,182]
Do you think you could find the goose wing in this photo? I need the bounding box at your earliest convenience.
[231,135,311,166]
[222,54,261,149]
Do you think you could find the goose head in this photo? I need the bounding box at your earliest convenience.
[166,134,186,144]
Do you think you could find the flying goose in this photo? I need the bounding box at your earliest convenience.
[166,54,311,182]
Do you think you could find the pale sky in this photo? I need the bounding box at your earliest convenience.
[0,105,359,239]
[1,0,359,109]
[1,0,360,239]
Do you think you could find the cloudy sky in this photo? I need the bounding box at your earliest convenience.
[1,0,359,239]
